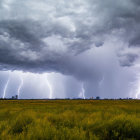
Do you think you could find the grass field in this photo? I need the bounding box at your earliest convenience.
[0,100,140,140]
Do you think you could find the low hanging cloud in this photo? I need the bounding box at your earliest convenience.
[0,0,140,98]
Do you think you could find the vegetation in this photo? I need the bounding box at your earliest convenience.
[0,99,140,140]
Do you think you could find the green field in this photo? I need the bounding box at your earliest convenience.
[0,100,140,140]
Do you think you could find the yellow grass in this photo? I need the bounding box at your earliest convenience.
[0,100,140,140]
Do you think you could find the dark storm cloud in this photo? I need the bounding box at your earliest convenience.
[0,0,140,72]
[119,53,138,67]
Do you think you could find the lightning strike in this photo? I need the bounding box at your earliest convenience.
[135,74,140,99]
[17,76,24,98]
[46,75,53,99]
[3,75,10,99]
[80,83,85,99]
[99,76,104,87]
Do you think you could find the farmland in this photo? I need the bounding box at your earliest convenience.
[0,100,140,140]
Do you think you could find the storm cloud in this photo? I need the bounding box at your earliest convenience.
[0,0,140,98]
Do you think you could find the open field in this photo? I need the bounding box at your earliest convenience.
[0,100,140,140]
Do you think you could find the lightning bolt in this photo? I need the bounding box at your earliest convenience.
[99,76,104,87]
[46,75,53,99]
[3,74,10,99]
[80,83,85,99]
[135,74,140,99]
[17,76,24,99]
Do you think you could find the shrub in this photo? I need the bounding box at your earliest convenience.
[88,115,140,140]
[10,112,35,134]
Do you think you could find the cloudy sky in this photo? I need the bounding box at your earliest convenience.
[0,0,140,99]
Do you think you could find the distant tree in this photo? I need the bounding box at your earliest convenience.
[15,95,18,99]
[96,96,100,100]
[11,95,18,99]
